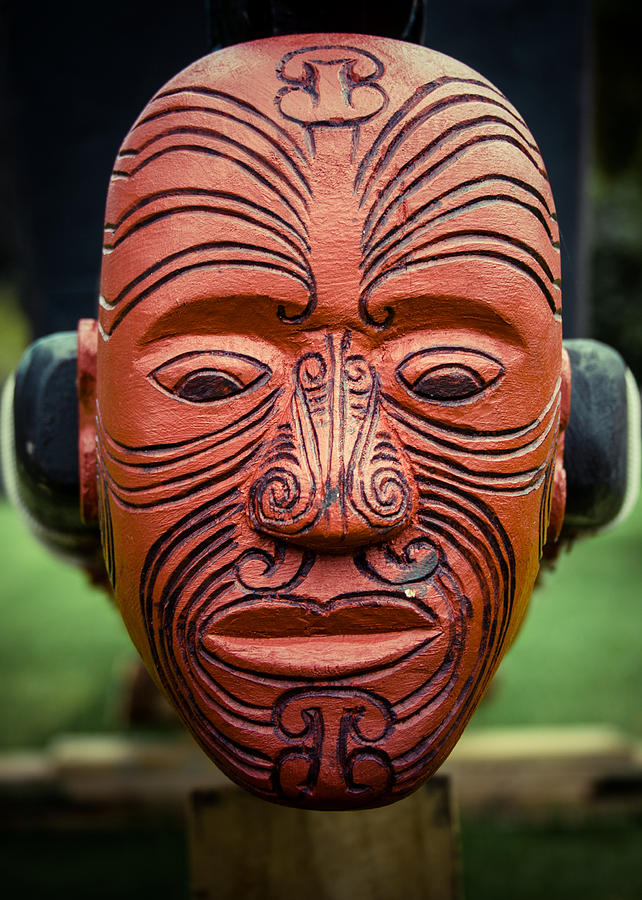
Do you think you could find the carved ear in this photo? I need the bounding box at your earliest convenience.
[77,319,98,524]
[0,323,100,562]
[562,339,641,537]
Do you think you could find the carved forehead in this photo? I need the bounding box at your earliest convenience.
[100,34,560,336]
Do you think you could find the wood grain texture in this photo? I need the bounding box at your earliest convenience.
[188,776,460,900]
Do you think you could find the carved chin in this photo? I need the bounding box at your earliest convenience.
[139,484,515,809]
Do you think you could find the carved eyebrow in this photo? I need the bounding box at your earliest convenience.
[138,293,313,346]
[100,243,315,336]
[356,290,527,347]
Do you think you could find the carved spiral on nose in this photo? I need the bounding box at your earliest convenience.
[251,466,302,525]
[362,464,411,524]
[345,355,372,390]
[296,352,326,390]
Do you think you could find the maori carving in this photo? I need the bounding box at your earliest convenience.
[276,45,388,128]
[90,34,567,809]
[272,688,394,805]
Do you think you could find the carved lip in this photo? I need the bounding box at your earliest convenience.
[202,595,442,677]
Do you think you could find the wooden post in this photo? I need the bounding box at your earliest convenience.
[187,776,461,900]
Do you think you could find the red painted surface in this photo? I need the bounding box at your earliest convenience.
[85,34,566,808]
[77,318,98,525]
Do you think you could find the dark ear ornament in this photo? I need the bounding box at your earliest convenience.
[561,339,641,538]
[0,324,101,565]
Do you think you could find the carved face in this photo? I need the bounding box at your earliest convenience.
[94,34,564,808]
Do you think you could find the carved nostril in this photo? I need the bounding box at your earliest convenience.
[346,428,413,533]
[248,419,322,539]
[355,538,440,586]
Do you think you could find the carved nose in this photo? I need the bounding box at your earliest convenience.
[248,334,415,551]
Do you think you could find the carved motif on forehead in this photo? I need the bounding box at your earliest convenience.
[275,45,389,128]
[99,36,560,340]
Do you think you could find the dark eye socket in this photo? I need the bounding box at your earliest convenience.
[150,350,272,404]
[396,348,503,404]
[174,369,244,403]
[412,365,485,401]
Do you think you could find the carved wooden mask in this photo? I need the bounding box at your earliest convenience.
[90,34,567,809]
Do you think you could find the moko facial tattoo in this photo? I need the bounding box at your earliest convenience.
[92,33,567,809]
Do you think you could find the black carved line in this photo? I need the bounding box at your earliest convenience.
[389,568,471,719]
[362,228,558,289]
[151,85,308,164]
[382,383,560,442]
[98,399,274,499]
[121,144,309,232]
[276,44,385,85]
[337,695,395,796]
[271,691,325,800]
[385,532,493,721]
[103,258,313,335]
[141,496,277,778]
[143,503,319,771]
[538,452,556,556]
[161,544,239,634]
[105,189,311,252]
[104,205,311,270]
[358,100,540,205]
[97,462,116,590]
[360,250,559,326]
[420,487,514,670]
[406,447,549,495]
[133,105,312,193]
[140,497,240,620]
[362,194,558,278]
[354,75,513,191]
[101,444,257,510]
[417,480,515,649]
[362,174,557,259]
[361,134,549,252]
[362,122,544,226]
[384,413,560,467]
[232,547,316,597]
[390,500,514,780]
[105,240,308,310]
[159,528,238,618]
[97,389,280,463]
[130,126,311,209]
[103,439,253,493]
[198,628,441,689]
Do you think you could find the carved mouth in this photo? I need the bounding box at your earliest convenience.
[202,594,442,677]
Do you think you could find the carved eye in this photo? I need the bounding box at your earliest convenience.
[150,351,271,404]
[396,348,504,403]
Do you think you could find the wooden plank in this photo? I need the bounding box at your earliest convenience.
[188,776,461,900]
